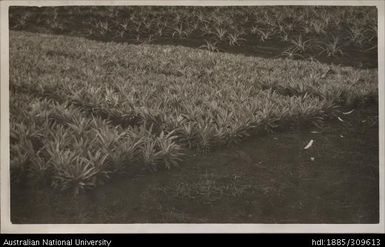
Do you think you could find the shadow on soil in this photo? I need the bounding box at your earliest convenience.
[11,105,379,223]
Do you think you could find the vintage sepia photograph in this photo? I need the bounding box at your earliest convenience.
[1,0,383,232]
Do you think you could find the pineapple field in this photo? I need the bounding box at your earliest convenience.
[9,6,379,223]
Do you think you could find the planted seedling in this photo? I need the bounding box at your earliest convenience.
[200,40,219,52]
[319,36,344,57]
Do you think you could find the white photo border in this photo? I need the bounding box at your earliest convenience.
[1,0,384,233]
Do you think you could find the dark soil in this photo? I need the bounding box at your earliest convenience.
[124,37,377,69]
[11,105,379,223]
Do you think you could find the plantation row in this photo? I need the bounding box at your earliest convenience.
[10,31,378,194]
[11,91,185,194]
[9,6,377,59]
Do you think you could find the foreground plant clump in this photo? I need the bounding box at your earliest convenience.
[10,31,378,194]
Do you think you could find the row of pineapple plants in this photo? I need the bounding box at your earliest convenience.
[10,90,336,196]
[9,6,377,59]
[10,92,184,195]
[11,31,378,112]
[10,31,378,194]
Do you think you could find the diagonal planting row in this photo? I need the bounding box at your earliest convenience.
[10,91,184,195]
[10,31,378,194]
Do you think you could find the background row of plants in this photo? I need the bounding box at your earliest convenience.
[10,31,378,195]
[9,6,377,67]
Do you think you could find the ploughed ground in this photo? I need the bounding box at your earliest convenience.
[11,105,379,223]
